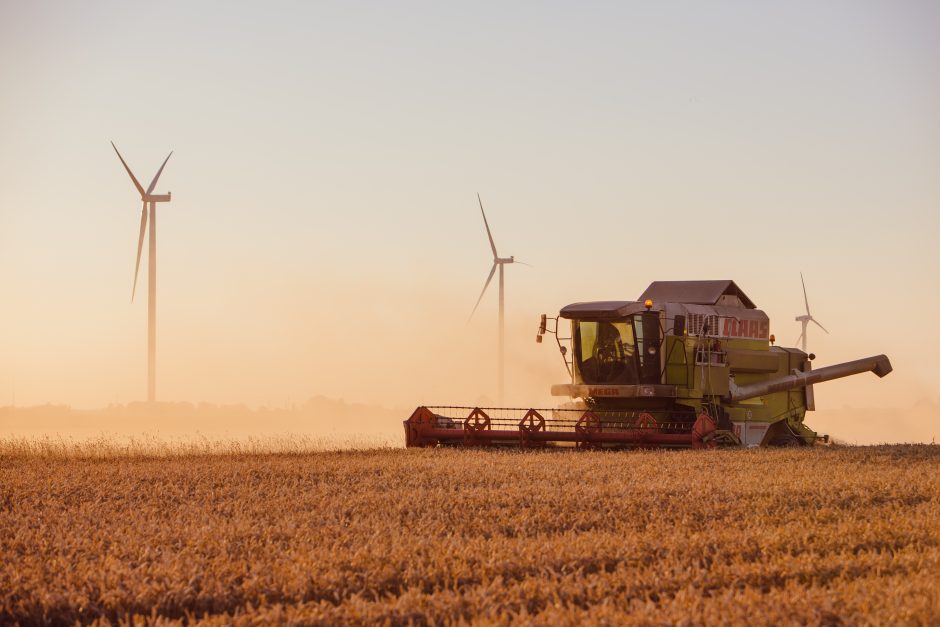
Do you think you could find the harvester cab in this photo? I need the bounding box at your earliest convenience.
[405,280,891,449]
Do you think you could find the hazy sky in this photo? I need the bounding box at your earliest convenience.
[1,1,938,416]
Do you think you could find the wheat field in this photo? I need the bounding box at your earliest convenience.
[1,441,938,625]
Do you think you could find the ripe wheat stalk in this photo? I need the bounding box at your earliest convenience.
[1,440,938,624]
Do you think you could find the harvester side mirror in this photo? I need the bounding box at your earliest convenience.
[539,314,547,334]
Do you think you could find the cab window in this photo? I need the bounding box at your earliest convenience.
[574,320,639,384]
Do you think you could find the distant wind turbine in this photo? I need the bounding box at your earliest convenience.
[795,272,828,353]
[111,142,173,403]
[468,194,527,403]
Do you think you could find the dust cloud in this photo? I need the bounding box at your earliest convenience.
[0,269,567,443]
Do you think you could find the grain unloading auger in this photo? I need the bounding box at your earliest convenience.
[405,280,892,449]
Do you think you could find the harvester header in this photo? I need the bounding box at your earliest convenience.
[405,280,891,449]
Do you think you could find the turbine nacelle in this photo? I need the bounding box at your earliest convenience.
[111,141,173,201]
[469,194,523,324]
[111,141,174,306]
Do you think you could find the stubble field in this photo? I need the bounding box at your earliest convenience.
[2,442,939,625]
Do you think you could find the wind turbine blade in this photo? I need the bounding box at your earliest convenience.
[795,331,804,346]
[513,259,532,267]
[468,264,497,322]
[477,193,498,258]
[811,318,830,334]
[801,272,811,316]
[111,141,146,198]
[132,203,148,302]
[145,151,173,195]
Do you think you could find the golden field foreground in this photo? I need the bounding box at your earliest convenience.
[1,442,939,625]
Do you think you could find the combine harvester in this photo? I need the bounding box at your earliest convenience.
[405,280,891,449]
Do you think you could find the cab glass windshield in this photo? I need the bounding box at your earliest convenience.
[574,320,639,384]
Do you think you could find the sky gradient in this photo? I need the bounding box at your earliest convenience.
[1,2,938,438]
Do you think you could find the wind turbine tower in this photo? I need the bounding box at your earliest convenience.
[468,194,526,403]
[111,142,173,403]
[795,272,829,353]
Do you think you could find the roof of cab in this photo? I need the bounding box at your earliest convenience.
[559,301,649,319]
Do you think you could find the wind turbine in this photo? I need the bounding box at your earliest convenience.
[111,142,173,403]
[795,272,828,353]
[468,194,526,403]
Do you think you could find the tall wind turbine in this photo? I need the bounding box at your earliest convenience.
[795,272,829,353]
[111,142,173,403]
[468,194,525,403]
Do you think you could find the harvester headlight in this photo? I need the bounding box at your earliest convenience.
[648,346,657,355]
[644,299,653,310]
[536,335,543,344]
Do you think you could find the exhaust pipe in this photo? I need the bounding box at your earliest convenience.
[729,354,892,402]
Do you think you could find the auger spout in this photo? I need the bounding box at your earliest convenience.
[728,354,892,402]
